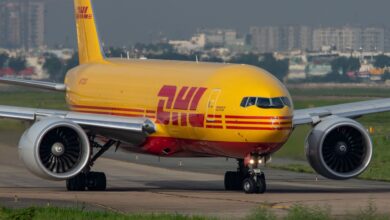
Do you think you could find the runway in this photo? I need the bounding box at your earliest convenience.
[1,131,390,218]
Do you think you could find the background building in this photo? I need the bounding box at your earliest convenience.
[313,26,362,52]
[250,26,312,53]
[250,25,389,53]
[0,0,45,50]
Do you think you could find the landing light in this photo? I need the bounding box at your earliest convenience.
[249,159,255,165]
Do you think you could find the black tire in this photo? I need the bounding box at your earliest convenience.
[66,173,86,191]
[87,172,107,191]
[242,177,257,194]
[224,171,242,191]
[256,173,266,194]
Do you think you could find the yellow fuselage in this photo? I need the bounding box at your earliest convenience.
[65,59,293,158]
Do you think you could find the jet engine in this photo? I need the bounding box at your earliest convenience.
[305,116,372,180]
[19,118,90,180]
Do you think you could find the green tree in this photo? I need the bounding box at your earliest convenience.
[0,53,9,68]
[43,54,65,81]
[258,53,289,81]
[148,52,192,61]
[106,47,126,58]
[331,57,360,75]
[43,52,80,82]
[230,53,259,66]
[383,71,390,81]
[134,43,174,53]
[65,52,79,71]
[8,57,27,73]
[374,54,390,68]
[230,53,289,81]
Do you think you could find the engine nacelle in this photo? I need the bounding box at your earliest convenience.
[305,116,372,180]
[19,118,90,180]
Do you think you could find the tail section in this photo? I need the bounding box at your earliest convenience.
[74,0,105,64]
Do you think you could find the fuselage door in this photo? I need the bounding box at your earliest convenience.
[206,89,221,121]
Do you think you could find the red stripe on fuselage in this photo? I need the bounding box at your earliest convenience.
[226,120,291,125]
[207,114,222,118]
[72,105,146,113]
[225,115,293,120]
[226,126,292,131]
[206,125,223,129]
[75,110,144,118]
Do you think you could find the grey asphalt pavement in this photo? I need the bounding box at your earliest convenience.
[1,131,390,218]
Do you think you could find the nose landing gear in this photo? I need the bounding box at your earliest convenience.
[224,154,267,194]
[242,169,266,194]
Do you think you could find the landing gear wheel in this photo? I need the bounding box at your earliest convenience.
[256,173,266,194]
[87,172,107,191]
[243,178,257,194]
[224,171,242,190]
[64,139,116,192]
[242,173,266,194]
[66,173,86,191]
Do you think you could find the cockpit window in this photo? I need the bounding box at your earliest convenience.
[281,97,292,108]
[271,98,284,108]
[241,96,291,109]
[247,97,257,107]
[256,98,271,108]
[240,97,249,107]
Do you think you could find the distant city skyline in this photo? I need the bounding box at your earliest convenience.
[44,0,390,47]
[0,0,45,49]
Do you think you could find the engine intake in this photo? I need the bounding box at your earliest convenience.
[19,118,90,180]
[305,117,372,180]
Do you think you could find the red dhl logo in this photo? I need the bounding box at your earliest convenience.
[76,6,92,19]
[157,85,207,127]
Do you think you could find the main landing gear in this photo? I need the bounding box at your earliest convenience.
[224,154,267,194]
[66,139,117,191]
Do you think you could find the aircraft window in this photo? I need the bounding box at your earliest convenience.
[247,97,257,107]
[241,96,292,109]
[281,97,292,108]
[270,98,284,109]
[240,97,249,107]
[256,98,271,108]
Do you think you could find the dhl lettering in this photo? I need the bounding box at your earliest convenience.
[173,87,197,110]
[190,88,207,110]
[181,113,188,126]
[77,6,88,14]
[157,85,207,127]
[76,6,92,19]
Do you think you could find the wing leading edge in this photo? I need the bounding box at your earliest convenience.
[293,98,390,126]
[0,77,66,92]
[0,105,155,144]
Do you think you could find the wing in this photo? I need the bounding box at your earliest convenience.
[0,77,66,91]
[0,105,155,144]
[0,78,155,144]
[293,98,390,126]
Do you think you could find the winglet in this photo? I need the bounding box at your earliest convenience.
[74,0,105,64]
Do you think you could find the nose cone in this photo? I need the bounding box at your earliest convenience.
[212,64,293,109]
[211,65,293,155]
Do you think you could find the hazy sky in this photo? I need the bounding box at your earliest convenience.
[45,0,390,47]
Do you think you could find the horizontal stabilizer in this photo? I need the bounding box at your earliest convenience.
[0,77,66,92]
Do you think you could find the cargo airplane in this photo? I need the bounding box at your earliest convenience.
[1,0,390,193]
